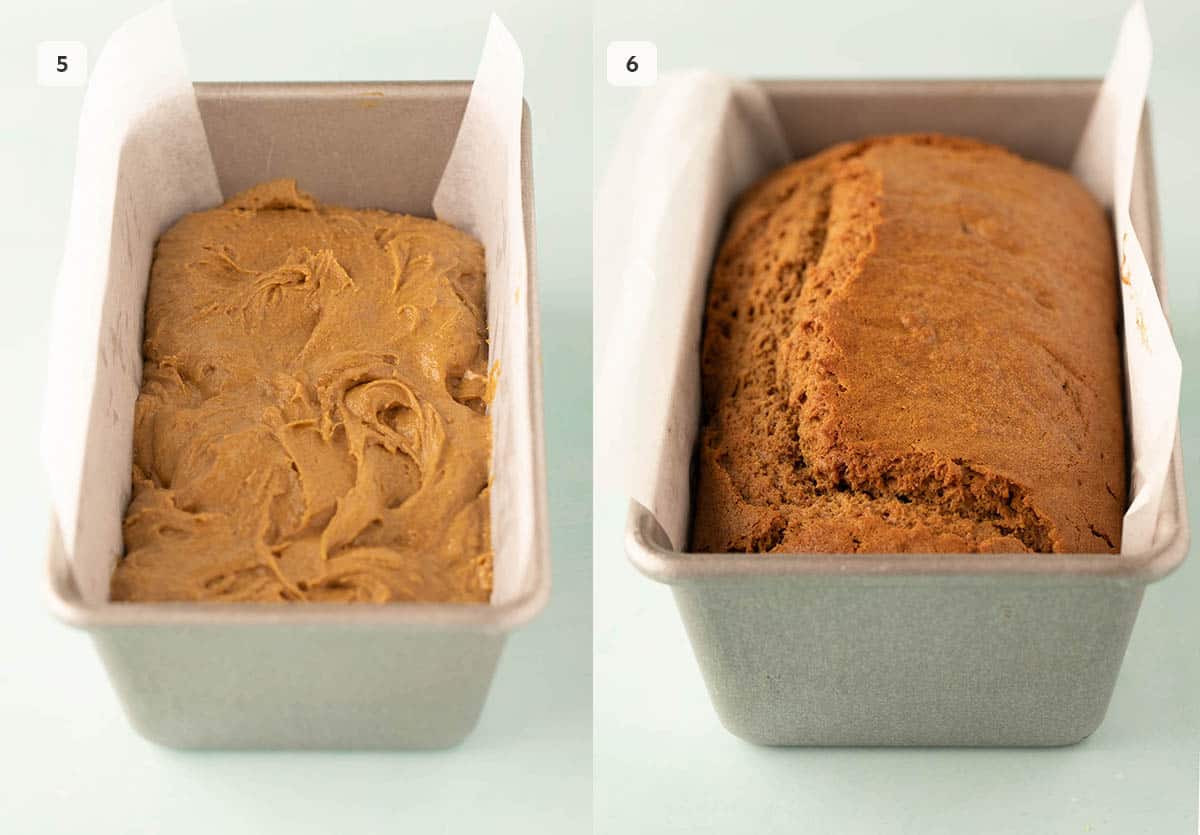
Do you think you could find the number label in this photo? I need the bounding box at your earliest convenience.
[608,41,657,87]
[38,41,87,87]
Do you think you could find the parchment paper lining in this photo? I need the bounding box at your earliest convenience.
[596,1,1180,556]
[42,4,536,606]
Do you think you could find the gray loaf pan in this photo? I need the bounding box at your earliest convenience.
[46,82,550,749]
[626,79,1189,747]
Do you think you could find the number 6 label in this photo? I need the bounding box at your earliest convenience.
[37,41,88,87]
[607,41,657,87]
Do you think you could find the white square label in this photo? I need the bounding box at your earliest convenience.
[607,41,657,87]
[38,41,87,87]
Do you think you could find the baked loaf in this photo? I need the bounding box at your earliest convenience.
[692,135,1125,554]
[111,180,493,602]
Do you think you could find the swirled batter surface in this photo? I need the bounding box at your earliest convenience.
[111,180,493,603]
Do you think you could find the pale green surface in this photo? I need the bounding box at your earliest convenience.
[593,1,1200,833]
[0,1,590,832]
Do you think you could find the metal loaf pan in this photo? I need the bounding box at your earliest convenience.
[626,79,1188,747]
[47,82,550,749]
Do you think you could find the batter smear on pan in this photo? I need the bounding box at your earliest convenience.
[691,135,1125,554]
[111,180,493,602]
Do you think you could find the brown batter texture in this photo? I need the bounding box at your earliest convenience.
[111,180,493,602]
[692,135,1125,555]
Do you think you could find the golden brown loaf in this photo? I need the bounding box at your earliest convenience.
[111,180,493,602]
[691,135,1125,555]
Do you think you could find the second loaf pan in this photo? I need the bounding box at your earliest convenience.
[626,79,1188,747]
[47,82,550,749]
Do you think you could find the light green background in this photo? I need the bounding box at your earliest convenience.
[0,1,591,833]
[593,1,1200,833]
[5,0,1200,832]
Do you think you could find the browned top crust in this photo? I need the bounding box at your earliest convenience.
[691,135,1125,555]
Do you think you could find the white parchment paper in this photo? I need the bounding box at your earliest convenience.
[1070,1,1179,552]
[596,0,1179,555]
[42,3,220,605]
[434,15,535,604]
[42,4,536,605]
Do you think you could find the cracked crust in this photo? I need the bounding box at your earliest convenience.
[691,135,1125,554]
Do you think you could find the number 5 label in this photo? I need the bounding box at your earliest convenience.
[37,41,88,87]
[607,41,657,87]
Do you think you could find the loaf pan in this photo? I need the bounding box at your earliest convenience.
[47,82,550,749]
[626,79,1188,746]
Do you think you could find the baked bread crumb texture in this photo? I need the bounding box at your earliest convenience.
[692,135,1125,555]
